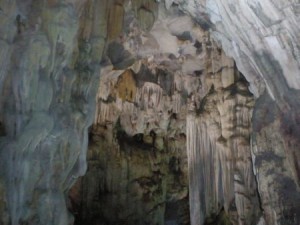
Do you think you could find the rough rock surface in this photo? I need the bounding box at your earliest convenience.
[0,0,104,224]
[175,1,300,224]
[186,50,260,225]
[69,3,261,225]
[0,0,299,225]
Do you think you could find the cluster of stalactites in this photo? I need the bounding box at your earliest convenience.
[186,68,260,225]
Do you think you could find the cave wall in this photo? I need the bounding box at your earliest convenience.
[0,0,299,225]
[175,1,300,224]
[186,48,260,225]
[70,3,262,224]
[0,0,105,224]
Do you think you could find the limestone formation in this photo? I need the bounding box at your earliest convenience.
[0,0,103,224]
[0,0,299,225]
[176,1,300,224]
[70,4,261,225]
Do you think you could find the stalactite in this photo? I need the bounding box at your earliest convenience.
[172,92,182,114]
[139,82,163,111]
[187,114,202,225]
[186,40,260,225]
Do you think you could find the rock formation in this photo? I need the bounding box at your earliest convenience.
[69,3,261,224]
[0,0,299,225]
[176,1,300,224]
[0,0,103,224]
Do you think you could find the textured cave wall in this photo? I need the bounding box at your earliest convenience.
[69,2,262,225]
[0,0,105,224]
[0,0,299,225]
[69,3,189,224]
[186,44,261,225]
[175,1,300,224]
[71,97,189,225]
[74,1,300,224]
